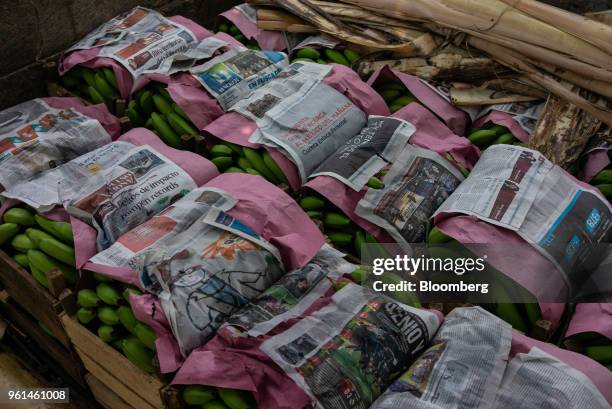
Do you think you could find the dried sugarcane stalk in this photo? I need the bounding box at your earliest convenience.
[483,78,549,99]
[585,11,612,26]
[469,37,612,127]
[528,60,612,100]
[450,86,541,106]
[530,91,603,168]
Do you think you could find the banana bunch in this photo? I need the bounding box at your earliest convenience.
[0,206,76,289]
[427,226,542,335]
[217,22,260,50]
[182,385,258,409]
[60,66,120,114]
[209,143,289,186]
[298,190,384,259]
[372,80,418,113]
[290,47,361,68]
[76,275,157,373]
[590,164,612,202]
[566,333,612,371]
[129,81,199,150]
[467,123,527,150]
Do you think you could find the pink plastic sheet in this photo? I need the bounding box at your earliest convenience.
[219,6,287,51]
[566,303,612,340]
[367,65,470,136]
[472,111,530,143]
[59,15,213,98]
[582,150,610,182]
[511,331,612,405]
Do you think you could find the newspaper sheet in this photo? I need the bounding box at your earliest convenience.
[234,61,367,183]
[224,244,354,336]
[261,283,441,409]
[476,102,545,135]
[370,307,512,409]
[356,144,464,246]
[90,187,237,270]
[2,141,132,211]
[191,47,288,110]
[135,208,285,356]
[310,116,415,191]
[492,348,611,409]
[0,99,112,192]
[64,144,197,250]
[67,7,198,82]
[435,144,612,279]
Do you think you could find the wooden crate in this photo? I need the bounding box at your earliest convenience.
[86,373,136,409]
[0,290,86,387]
[61,312,181,409]
[0,249,76,348]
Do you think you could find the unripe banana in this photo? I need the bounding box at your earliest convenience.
[295,48,321,60]
[4,207,35,226]
[324,49,350,66]
[182,385,216,405]
[299,196,325,211]
[0,223,19,246]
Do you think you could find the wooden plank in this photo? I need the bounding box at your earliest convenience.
[0,250,70,348]
[61,314,165,409]
[86,373,137,409]
[79,351,159,409]
[0,291,85,386]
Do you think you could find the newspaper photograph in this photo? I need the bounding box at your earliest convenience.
[2,141,132,211]
[356,145,464,247]
[234,61,367,183]
[476,101,546,135]
[191,47,289,110]
[492,348,611,409]
[135,209,285,356]
[67,7,198,82]
[65,144,197,250]
[90,187,237,270]
[261,283,441,409]
[0,99,112,192]
[310,116,416,191]
[435,144,612,280]
[147,36,231,77]
[370,307,512,409]
[224,244,353,337]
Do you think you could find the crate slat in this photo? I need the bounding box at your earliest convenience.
[86,373,135,409]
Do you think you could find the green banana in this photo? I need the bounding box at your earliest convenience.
[350,267,368,283]
[218,23,229,33]
[378,82,406,92]
[295,48,321,60]
[3,208,35,226]
[77,289,100,308]
[245,168,262,176]
[27,249,76,285]
[102,67,118,90]
[121,337,155,373]
[299,196,325,211]
[167,112,198,137]
[122,287,142,303]
[229,25,241,36]
[328,231,354,247]
[134,323,156,350]
[98,306,120,326]
[151,112,183,149]
[218,388,256,409]
[172,102,190,121]
[427,227,452,244]
[87,86,106,105]
[522,303,540,328]
[354,230,366,258]
[591,169,612,185]
[30,263,48,288]
[12,234,37,253]
[494,133,515,145]
[262,152,289,184]
[98,325,117,343]
[390,94,417,107]
[94,272,112,282]
[94,72,117,99]
[0,222,20,246]
[468,130,498,148]
[96,283,122,306]
[152,94,173,115]
[139,91,155,116]
[203,400,231,409]
[25,228,55,247]
[34,214,73,244]
[367,177,384,189]
[77,307,96,324]
[126,106,145,127]
[324,49,350,66]
[323,212,351,229]
[380,89,402,103]
[234,34,246,43]
[316,58,327,64]
[489,125,508,135]
[584,345,612,364]
[495,303,529,333]
[306,210,322,220]
[237,157,254,171]
[12,253,30,269]
[210,144,234,158]
[343,49,361,64]
[224,167,244,174]
[38,237,75,266]
[212,156,233,170]
[292,57,316,64]
[60,74,81,89]
[389,104,404,113]
[242,148,276,182]
[183,385,216,405]
[117,306,138,334]
[595,184,612,198]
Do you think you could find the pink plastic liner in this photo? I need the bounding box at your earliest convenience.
[582,150,610,182]
[59,15,213,98]
[511,331,612,405]
[219,7,287,51]
[204,64,389,192]
[367,65,469,136]
[43,97,121,139]
[566,303,612,341]
[472,111,530,143]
